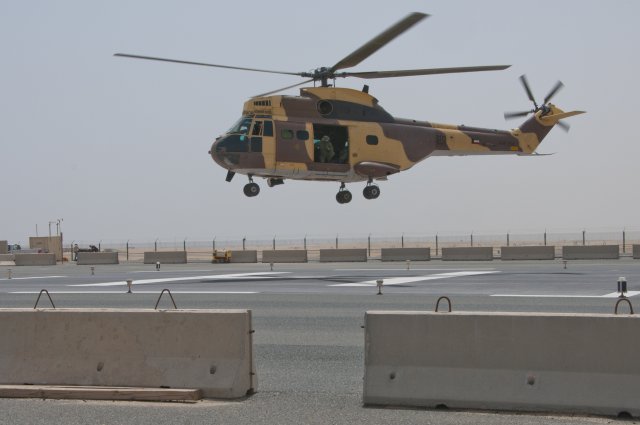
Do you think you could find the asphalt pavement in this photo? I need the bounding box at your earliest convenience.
[0,260,637,424]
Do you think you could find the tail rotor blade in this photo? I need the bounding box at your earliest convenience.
[504,110,532,120]
[544,81,564,104]
[519,74,537,108]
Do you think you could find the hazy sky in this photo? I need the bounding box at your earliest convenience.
[2,0,639,244]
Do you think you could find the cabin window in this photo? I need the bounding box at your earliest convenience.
[366,135,378,145]
[281,129,294,139]
[296,130,309,140]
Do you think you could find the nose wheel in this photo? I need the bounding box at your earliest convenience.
[336,183,352,204]
[243,176,260,197]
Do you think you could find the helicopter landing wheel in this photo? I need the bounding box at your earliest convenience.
[243,182,260,197]
[363,185,380,200]
[336,190,352,204]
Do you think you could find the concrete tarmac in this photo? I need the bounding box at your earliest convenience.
[0,260,637,424]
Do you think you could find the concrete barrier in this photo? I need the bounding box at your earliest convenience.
[364,311,640,416]
[0,254,15,266]
[76,252,119,265]
[441,247,493,261]
[143,251,187,264]
[261,250,308,263]
[500,246,555,260]
[562,245,619,260]
[381,248,430,262]
[633,245,640,259]
[0,308,256,399]
[230,250,258,263]
[14,253,56,266]
[319,249,367,262]
[0,241,7,255]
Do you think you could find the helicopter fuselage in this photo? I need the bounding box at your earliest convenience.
[210,86,549,185]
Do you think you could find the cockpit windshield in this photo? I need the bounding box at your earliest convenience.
[228,116,253,135]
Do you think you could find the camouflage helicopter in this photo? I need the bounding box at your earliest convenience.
[115,12,584,204]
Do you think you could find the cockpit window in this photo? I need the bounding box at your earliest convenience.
[252,121,263,136]
[228,116,253,135]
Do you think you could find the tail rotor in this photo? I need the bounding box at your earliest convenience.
[504,75,570,131]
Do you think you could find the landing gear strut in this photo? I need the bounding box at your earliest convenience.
[363,179,380,200]
[336,183,352,204]
[243,175,260,197]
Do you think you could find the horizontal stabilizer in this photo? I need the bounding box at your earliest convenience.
[517,152,555,156]
[540,110,586,123]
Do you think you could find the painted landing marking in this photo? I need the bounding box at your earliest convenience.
[492,291,640,298]
[330,271,500,287]
[0,275,67,281]
[69,272,289,287]
[11,291,258,294]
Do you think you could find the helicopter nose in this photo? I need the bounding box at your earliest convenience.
[210,138,226,167]
[210,136,240,168]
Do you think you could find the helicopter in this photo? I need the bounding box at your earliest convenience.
[115,12,584,204]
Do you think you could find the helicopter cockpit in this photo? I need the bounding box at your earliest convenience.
[214,115,269,155]
[211,115,273,171]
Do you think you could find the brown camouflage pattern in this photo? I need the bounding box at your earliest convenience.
[210,86,583,184]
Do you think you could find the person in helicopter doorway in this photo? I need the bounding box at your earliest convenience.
[318,135,334,163]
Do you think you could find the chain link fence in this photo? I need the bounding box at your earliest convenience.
[63,229,640,263]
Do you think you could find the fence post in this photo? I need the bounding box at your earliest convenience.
[507,232,510,247]
[243,237,246,251]
[304,235,307,250]
[623,230,626,254]
[401,233,404,248]
[213,237,216,252]
[435,234,439,257]
[544,230,547,246]
[155,238,158,252]
[336,234,338,249]
[183,238,187,252]
[368,234,371,257]
[582,230,586,246]
[470,233,474,247]
[273,235,276,250]
[126,240,129,262]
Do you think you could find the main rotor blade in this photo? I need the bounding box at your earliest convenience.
[331,12,428,71]
[342,65,510,79]
[504,110,532,120]
[253,79,315,98]
[519,74,537,107]
[543,81,564,104]
[114,53,302,77]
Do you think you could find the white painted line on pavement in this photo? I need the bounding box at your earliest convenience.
[491,291,640,298]
[129,270,213,273]
[331,271,500,287]
[69,272,289,287]
[11,291,259,294]
[0,276,67,281]
[334,268,496,272]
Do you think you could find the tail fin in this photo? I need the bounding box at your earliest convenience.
[514,104,585,153]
